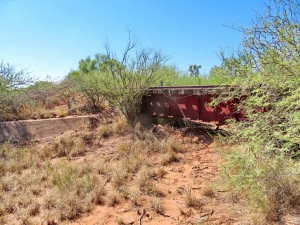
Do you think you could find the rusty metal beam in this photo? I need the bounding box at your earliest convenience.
[142,85,244,125]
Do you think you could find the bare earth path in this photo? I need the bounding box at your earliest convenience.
[70,129,250,225]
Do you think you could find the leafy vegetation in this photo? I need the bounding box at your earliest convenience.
[218,0,300,221]
[0,0,299,223]
[70,34,167,126]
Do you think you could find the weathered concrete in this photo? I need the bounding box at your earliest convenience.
[0,115,101,143]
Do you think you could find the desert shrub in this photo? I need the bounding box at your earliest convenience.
[56,77,83,113]
[223,148,300,220]
[183,186,203,209]
[45,161,105,220]
[150,197,164,213]
[106,190,121,207]
[216,0,300,221]
[0,144,41,175]
[112,117,131,134]
[50,134,86,158]
[71,33,167,127]
[160,149,178,166]
[0,61,32,91]
[27,81,59,109]
[0,89,35,121]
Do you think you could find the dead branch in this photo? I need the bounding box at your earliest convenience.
[138,208,145,225]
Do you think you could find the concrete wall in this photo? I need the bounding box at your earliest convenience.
[0,115,101,143]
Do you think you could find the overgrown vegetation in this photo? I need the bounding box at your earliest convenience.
[218,0,300,221]
[0,62,111,121]
[1,0,299,223]
[70,33,167,127]
[0,119,189,224]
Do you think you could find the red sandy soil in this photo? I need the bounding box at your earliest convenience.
[69,128,252,225]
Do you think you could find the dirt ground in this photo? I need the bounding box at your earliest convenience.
[69,127,251,225]
[2,120,299,225]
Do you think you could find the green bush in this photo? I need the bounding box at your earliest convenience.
[219,0,300,221]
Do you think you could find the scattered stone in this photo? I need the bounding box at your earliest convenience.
[191,137,199,143]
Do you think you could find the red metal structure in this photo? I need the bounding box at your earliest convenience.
[141,85,243,125]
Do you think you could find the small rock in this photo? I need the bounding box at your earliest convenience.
[191,137,199,143]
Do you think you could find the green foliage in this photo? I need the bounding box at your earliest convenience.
[157,66,202,85]
[0,62,34,121]
[220,0,300,221]
[72,35,167,126]
[223,147,300,221]
[188,64,201,77]
[157,66,226,86]
[206,51,255,84]
[0,61,31,91]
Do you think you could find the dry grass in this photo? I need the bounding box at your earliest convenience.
[94,158,111,175]
[184,186,203,209]
[80,127,95,145]
[150,197,164,214]
[50,133,86,158]
[116,217,126,225]
[222,146,300,222]
[96,124,113,138]
[107,190,121,207]
[0,123,188,224]
[160,149,179,165]
[154,167,168,178]
[112,117,131,134]
[137,166,164,197]
[202,185,216,198]
[263,169,300,222]
[43,162,105,220]
[110,165,129,188]
[0,142,106,224]
[127,188,141,206]
[94,117,130,140]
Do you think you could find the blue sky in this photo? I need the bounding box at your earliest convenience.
[0,0,266,80]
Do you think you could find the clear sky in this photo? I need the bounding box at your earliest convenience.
[0,0,267,81]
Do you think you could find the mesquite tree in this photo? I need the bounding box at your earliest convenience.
[220,0,300,221]
[73,34,167,126]
[0,62,33,119]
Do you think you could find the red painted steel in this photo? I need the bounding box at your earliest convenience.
[141,90,243,125]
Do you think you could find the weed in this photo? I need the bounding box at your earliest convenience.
[150,197,164,213]
[110,164,129,188]
[107,191,120,207]
[117,142,132,156]
[137,166,164,196]
[26,201,40,216]
[51,134,86,158]
[160,149,179,165]
[94,158,111,175]
[92,183,106,205]
[0,144,41,175]
[112,117,131,135]
[43,161,105,221]
[80,128,94,145]
[155,167,168,178]
[96,125,113,138]
[167,140,185,153]
[1,175,16,192]
[184,186,203,209]
[56,107,68,117]
[116,217,126,225]
[128,188,141,206]
[202,185,215,198]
